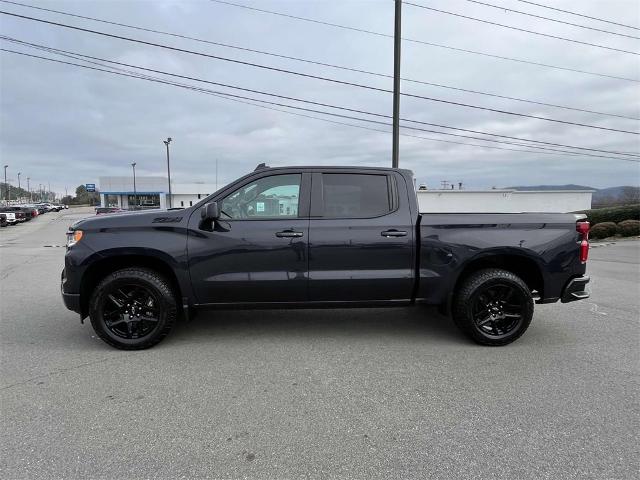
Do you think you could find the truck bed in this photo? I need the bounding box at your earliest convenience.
[416,213,587,306]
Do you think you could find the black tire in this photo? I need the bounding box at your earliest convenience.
[89,268,177,350]
[452,268,533,346]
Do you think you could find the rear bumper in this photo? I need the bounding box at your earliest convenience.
[561,275,590,303]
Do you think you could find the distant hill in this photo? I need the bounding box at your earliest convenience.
[507,185,640,206]
[508,184,595,191]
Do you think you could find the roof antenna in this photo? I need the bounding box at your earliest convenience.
[254,163,269,171]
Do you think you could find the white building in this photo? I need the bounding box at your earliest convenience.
[417,189,594,213]
[171,183,216,209]
[98,176,216,210]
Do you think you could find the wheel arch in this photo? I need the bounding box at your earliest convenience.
[79,251,184,318]
[449,250,545,311]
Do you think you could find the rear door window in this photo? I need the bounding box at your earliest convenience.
[322,173,392,218]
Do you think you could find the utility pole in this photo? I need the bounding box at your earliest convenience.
[164,137,172,208]
[27,177,31,202]
[131,162,137,210]
[391,0,402,169]
[3,165,7,203]
[48,182,51,202]
[17,172,21,195]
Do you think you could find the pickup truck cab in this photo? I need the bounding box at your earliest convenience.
[61,166,590,350]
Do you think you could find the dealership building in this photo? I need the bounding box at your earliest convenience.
[98,176,216,210]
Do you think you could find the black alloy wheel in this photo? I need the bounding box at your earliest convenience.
[89,268,177,350]
[470,283,526,338]
[452,268,534,346]
[101,283,161,340]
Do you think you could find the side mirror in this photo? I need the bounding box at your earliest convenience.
[201,201,220,220]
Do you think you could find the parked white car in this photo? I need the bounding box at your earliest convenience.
[1,211,17,224]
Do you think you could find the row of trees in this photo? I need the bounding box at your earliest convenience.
[0,182,55,203]
[592,186,640,208]
[0,183,100,206]
[60,185,100,206]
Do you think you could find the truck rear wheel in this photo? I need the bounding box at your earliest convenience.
[452,268,533,346]
[89,268,177,350]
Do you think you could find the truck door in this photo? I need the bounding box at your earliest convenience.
[188,172,310,305]
[308,171,415,302]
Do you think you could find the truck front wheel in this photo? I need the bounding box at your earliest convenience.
[88,268,177,350]
[452,268,533,346]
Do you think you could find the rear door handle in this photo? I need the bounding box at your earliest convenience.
[276,230,304,238]
[381,229,407,237]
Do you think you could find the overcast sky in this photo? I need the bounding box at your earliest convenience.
[1,0,639,196]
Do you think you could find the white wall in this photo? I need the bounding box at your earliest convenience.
[417,190,593,213]
[99,176,168,193]
[173,194,201,208]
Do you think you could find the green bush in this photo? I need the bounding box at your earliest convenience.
[582,204,640,225]
[617,219,640,237]
[590,222,617,239]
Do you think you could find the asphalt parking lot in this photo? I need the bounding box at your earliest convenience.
[1,208,638,479]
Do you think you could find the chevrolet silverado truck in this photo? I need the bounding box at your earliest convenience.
[61,166,590,350]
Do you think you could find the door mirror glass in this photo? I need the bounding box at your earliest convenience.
[201,201,220,220]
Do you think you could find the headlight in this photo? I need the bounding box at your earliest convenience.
[66,229,83,248]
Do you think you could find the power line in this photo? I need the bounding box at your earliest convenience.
[5,46,639,163]
[460,0,640,39]
[4,34,638,160]
[206,0,638,83]
[516,0,640,31]
[405,2,640,55]
[0,37,638,158]
[1,10,637,136]
[0,46,584,158]
[0,0,635,120]
[4,34,639,159]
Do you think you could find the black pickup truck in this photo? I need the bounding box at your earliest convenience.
[61,166,590,350]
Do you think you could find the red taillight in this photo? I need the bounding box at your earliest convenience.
[576,221,590,238]
[577,221,590,263]
[580,239,589,262]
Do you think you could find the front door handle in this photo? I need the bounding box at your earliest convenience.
[276,230,304,238]
[381,229,407,237]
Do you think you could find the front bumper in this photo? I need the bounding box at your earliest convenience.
[561,275,590,303]
[61,268,81,314]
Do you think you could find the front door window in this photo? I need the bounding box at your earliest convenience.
[220,174,301,219]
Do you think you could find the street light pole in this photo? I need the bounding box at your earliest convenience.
[17,172,21,192]
[391,0,402,169]
[3,165,7,203]
[27,177,31,202]
[163,137,172,208]
[131,162,137,211]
